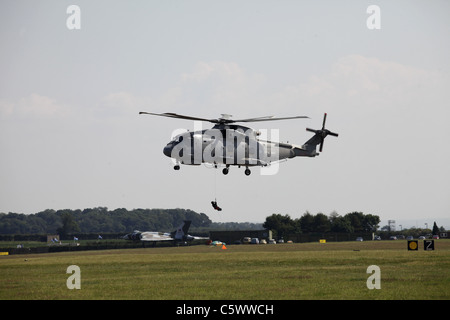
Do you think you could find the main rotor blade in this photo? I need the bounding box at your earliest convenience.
[328,131,339,137]
[235,115,309,123]
[140,112,309,124]
[319,139,324,152]
[139,112,219,123]
[322,113,327,130]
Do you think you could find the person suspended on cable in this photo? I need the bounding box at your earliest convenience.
[211,200,222,211]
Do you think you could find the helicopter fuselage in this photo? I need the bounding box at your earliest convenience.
[163,124,307,171]
[140,112,337,176]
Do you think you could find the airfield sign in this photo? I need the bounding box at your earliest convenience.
[407,240,418,251]
[424,240,435,251]
[407,240,435,251]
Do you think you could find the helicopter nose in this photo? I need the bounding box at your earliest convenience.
[163,144,172,157]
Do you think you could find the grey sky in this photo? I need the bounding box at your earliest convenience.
[1,1,449,229]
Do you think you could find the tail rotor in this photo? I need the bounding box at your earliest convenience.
[306,113,339,153]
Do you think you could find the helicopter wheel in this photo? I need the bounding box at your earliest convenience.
[174,165,180,170]
[244,168,251,176]
[222,168,229,175]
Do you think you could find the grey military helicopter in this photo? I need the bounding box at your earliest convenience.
[139,111,338,176]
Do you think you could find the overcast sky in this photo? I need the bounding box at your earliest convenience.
[1,0,449,229]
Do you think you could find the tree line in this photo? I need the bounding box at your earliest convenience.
[263,211,381,239]
[1,208,382,238]
[0,207,212,235]
[2,208,445,242]
[0,208,267,237]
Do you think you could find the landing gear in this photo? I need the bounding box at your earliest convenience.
[244,167,251,176]
[222,165,230,175]
[174,164,180,170]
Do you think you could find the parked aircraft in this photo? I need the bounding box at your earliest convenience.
[123,220,208,245]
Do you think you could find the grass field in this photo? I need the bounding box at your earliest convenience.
[1,240,449,300]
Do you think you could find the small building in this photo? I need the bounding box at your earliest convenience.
[47,234,60,244]
[209,229,272,244]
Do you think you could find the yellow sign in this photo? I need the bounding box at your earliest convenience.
[0,252,9,256]
[408,240,418,251]
[319,239,326,243]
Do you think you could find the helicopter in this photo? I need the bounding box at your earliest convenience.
[139,111,338,176]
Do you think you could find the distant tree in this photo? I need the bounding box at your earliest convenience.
[299,211,315,233]
[36,209,61,233]
[57,212,80,238]
[263,214,299,239]
[330,213,353,233]
[344,212,380,232]
[364,214,380,232]
[345,212,365,232]
[313,213,331,233]
[432,222,440,235]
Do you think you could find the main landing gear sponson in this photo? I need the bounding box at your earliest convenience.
[222,165,251,176]
[174,164,251,175]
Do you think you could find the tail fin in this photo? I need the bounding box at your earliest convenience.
[173,220,191,240]
[302,113,338,156]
